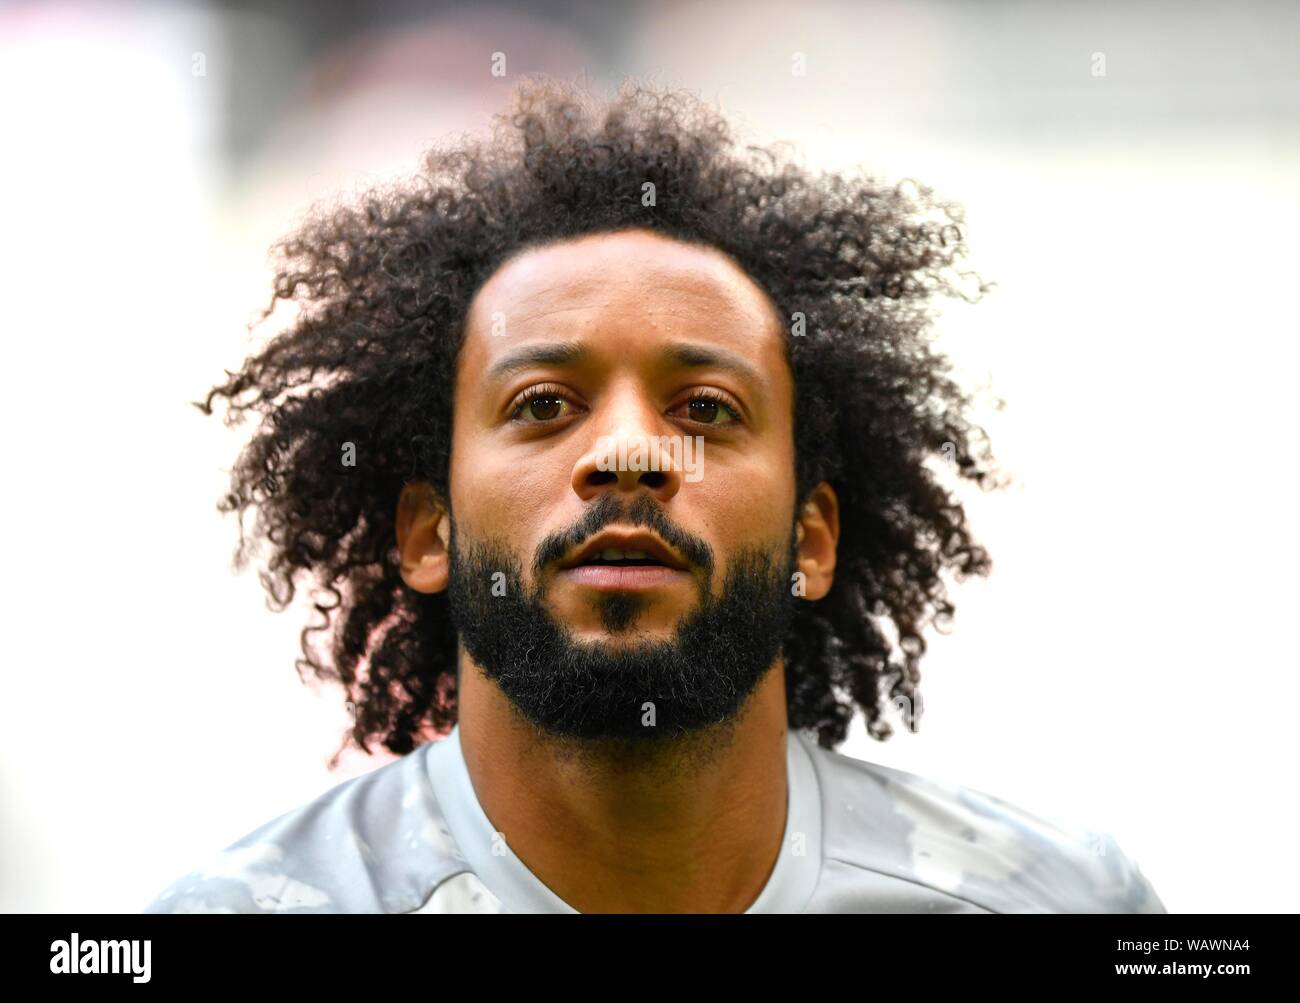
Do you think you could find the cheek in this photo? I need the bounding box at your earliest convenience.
[449,432,560,550]
[691,439,797,550]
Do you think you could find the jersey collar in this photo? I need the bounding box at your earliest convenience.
[425,722,823,913]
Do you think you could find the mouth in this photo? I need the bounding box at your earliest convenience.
[557,530,692,591]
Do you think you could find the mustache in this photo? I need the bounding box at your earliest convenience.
[530,493,714,578]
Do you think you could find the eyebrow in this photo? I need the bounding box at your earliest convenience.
[485,340,763,389]
[485,342,589,384]
[661,342,763,388]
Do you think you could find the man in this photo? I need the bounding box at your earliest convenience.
[145,78,1164,914]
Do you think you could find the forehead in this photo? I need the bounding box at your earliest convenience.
[458,228,787,385]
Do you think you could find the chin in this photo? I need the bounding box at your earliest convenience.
[570,621,680,644]
[549,596,696,634]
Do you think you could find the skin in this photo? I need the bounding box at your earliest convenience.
[395,227,840,913]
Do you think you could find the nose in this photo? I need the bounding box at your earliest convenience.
[570,382,684,504]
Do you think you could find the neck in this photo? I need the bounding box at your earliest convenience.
[456,653,790,913]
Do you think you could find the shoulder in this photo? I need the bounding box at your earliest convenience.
[799,734,1166,914]
[142,740,476,914]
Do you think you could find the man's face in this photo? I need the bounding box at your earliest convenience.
[438,227,805,740]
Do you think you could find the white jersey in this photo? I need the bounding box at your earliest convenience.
[143,725,1165,914]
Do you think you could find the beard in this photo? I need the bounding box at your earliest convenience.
[444,492,799,749]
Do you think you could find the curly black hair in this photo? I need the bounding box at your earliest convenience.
[196,76,1000,767]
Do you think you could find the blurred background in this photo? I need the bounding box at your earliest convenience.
[1,0,1296,913]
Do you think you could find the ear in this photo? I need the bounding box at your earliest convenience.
[794,481,839,601]
[396,481,451,594]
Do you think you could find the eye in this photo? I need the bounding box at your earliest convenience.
[675,390,742,427]
[510,385,579,423]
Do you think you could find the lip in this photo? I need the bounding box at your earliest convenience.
[558,528,689,572]
[558,564,691,591]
